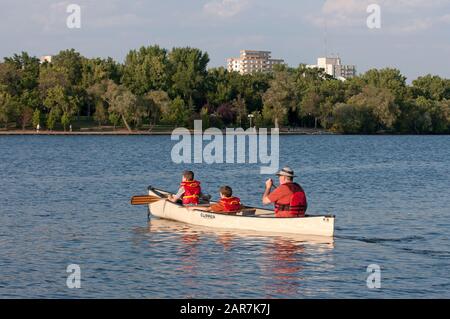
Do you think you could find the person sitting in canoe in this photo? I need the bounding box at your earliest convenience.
[168,170,203,205]
[262,166,308,218]
[189,186,242,214]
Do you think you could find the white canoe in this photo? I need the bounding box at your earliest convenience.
[147,187,335,237]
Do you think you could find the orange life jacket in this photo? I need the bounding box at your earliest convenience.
[274,183,307,217]
[219,196,241,212]
[181,180,201,205]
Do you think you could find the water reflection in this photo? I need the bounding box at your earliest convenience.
[134,218,335,298]
[265,239,306,297]
[216,234,233,251]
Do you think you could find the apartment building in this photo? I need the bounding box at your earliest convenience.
[227,50,285,75]
[307,57,356,80]
[39,55,53,64]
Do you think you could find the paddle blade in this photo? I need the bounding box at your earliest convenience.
[131,195,161,205]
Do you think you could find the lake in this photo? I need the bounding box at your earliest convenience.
[0,135,449,298]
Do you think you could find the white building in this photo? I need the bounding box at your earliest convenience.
[227,50,285,75]
[307,57,356,80]
[39,55,52,64]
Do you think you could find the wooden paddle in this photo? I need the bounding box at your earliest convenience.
[130,195,162,205]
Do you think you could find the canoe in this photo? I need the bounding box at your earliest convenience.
[147,186,335,237]
[148,218,335,245]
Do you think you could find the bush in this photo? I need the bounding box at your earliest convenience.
[332,103,376,133]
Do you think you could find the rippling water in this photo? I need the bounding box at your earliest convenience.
[0,135,449,298]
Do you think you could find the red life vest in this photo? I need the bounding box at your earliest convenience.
[219,197,241,212]
[274,183,307,217]
[181,180,201,205]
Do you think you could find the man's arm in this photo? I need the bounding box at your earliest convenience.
[168,187,184,202]
[262,179,274,205]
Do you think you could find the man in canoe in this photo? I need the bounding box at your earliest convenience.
[262,166,308,218]
[168,170,203,205]
[189,186,242,214]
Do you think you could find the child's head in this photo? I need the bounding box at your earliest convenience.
[219,186,233,198]
[182,170,194,182]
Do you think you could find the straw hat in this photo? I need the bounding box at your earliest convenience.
[275,166,297,178]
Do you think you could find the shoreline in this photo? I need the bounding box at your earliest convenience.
[0,129,336,136]
[1,130,449,136]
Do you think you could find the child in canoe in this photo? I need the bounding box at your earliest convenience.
[190,186,242,214]
[168,170,208,205]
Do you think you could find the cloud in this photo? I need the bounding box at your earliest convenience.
[203,0,251,18]
[26,0,154,33]
[30,1,72,33]
[307,0,370,28]
[90,13,151,28]
[391,18,434,33]
[440,14,450,23]
[307,0,450,32]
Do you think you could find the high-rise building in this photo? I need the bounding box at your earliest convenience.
[39,55,52,64]
[307,57,356,80]
[227,50,285,75]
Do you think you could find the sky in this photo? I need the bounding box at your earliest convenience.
[0,0,449,81]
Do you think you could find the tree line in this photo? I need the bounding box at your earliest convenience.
[0,46,449,133]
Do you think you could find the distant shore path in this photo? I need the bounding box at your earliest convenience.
[0,129,333,136]
[0,130,171,136]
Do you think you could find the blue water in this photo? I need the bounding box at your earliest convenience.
[0,135,449,298]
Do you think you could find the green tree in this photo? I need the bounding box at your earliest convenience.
[39,65,70,97]
[233,95,247,127]
[332,103,375,133]
[81,57,122,88]
[439,99,450,132]
[205,67,235,107]
[359,68,407,104]
[262,69,298,128]
[0,62,22,96]
[430,100,450,133]
[200,106,210,128]
[81,57,122,118]
[143,90,171,126]
[0,91,15,128]
[410,97,449,133]
[122,45,169,95]
[32,108,41,128]
[17,106,33,130]
[412,75,450,101]
[105,83,142,131]
[251,110,264,128]
[61,113,70,131]
[168,47,209,107]
[317,80,347,128]
[161,96,191,126]
[348,86,399,131]
[46,108,60,131]
[300,89,322,128]
[52,49,83,85]
[4,52,40,93]
[20,89,41,113]
[93,101,108,127]
[237,72,272,113]
[87,80,139,131]
[109,113,121,130]
[43,85,78,131]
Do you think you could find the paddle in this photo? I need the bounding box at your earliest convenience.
[130,195,163,205]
